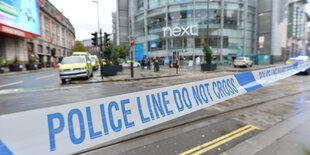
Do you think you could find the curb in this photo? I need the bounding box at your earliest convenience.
[221,109,310,155]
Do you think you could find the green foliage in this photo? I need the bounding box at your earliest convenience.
[28,56,37,65]
[112,46,120,66]
[0,56,6,65]
[103,44,113,66]
[13,56,20,65]
[118,46,129,59]
[202,42,213,64]
[103,44,123,66]
[72,41,88,53]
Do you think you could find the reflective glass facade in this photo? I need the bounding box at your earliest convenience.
[133,0,257,62]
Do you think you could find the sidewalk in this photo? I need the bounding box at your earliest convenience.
[72,67,181,84]
[0,63,284,82]
[222,109,310,155]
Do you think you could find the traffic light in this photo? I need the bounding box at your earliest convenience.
[91,32,98,46]
[104,32,111,47]
[51,48,56,56]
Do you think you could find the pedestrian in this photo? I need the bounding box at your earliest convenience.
[141,59,145,69]
[154,57,159,72]
[147,58,151,70]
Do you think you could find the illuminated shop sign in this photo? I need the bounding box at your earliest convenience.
[0,0,41,36]
[163,25,198,37]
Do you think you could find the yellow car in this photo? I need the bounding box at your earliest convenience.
[123,60,140,67]
[72,51,89,56]
[91,55,99,70]
[59,56,93,84]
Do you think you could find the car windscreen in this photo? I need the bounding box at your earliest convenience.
[91,58,96,63]
[62,57,86,64]
[289,58,304,62]
[235,57,244,61]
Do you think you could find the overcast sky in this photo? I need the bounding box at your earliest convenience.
[49,0,116,41]
[49,0,309,41]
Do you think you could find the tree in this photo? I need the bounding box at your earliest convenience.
[103,44,113,66]
[118,46,129,60]
[202,42,213,64]
[72,41,88,53]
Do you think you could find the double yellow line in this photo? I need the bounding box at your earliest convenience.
[179,124,260,155]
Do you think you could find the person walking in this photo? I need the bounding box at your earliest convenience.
[147,58,151,70]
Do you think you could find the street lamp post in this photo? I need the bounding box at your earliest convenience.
[92,0,101,56]
[92,0,100,34]
[206,0,210,45]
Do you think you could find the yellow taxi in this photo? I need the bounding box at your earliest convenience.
[91,55,99,70]
[59,56,93,84]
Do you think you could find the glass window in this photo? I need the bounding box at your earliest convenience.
[168,0,191,4]
[137,0,144,12]
[148,0,166,9]
[148,39,165,51]
[37,45,43,53]
[62,56,86,64]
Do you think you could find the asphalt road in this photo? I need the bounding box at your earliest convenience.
[81,74,310,155]
[0,68,309,155]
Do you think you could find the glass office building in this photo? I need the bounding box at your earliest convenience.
[129,0,257,63]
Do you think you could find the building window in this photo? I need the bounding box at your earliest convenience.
[46,46,50,55]
[38,45,43,53]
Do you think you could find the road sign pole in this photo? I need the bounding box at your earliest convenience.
[130,37,134,78]
[131,47,134,78]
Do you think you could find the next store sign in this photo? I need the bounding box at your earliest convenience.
[163,25,198,37]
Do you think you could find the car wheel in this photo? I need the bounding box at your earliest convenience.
[61,79,66,84]
[234,65,236,68]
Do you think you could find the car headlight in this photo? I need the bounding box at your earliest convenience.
[59,69,64,72]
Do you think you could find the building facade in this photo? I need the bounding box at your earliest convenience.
[0,0,75,67]
[116,0,257,63]
[286,0,308,58]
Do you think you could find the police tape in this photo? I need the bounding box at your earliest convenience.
[0,61,309,155]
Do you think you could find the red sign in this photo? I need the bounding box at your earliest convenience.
[130,37,134,46]
[53,11,62,21]
[0,24,32,39]
[49,18,53,43]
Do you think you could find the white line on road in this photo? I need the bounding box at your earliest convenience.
[0,81,23,88]
[35,74,55,80]
[0,89,24,95]
[0,86,82,95]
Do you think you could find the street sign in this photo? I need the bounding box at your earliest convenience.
[130,37,134,47]
[259,36,264,49]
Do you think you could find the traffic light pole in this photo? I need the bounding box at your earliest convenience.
[99,29,104,79]
[99,29,102,55]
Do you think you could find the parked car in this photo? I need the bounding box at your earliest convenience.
[233,57,253,68]
[122,60,140,67]
[59,56,93,84]
[91,55,99,70]
[286,56,310,75]
[72,51,91,60]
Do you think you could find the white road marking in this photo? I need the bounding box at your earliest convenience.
[35,74,55,80]
[0,86,82,95]
[0,81,23,88]
[0,89,24,95]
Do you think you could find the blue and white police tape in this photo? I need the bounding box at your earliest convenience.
[1,61,310,155]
